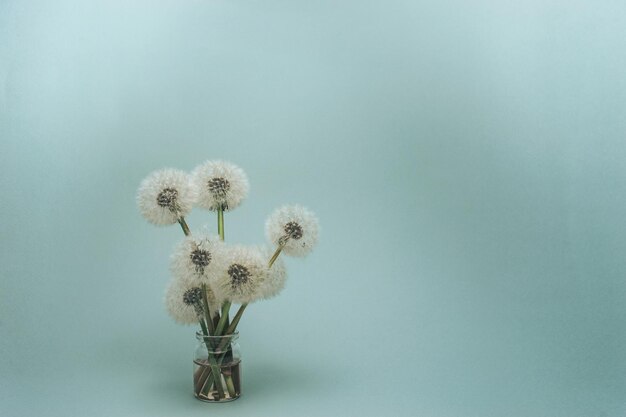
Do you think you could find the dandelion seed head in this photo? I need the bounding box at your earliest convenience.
[190,248,211,274]
[265,205,319,257]
[284,221,303,240]
[137,169,196,226]
[165,278,202,325]
[208,177,230,198]
[171,234,222,282]
[192,160,249,211]
[182,287,203,305]
[156,188,179,210]
[210,245,267,304]
[228,264,251,289]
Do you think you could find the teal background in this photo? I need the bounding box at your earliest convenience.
[1,1,625,416]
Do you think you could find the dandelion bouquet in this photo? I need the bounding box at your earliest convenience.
[136,161,319,402]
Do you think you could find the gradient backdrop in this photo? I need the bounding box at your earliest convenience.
[1,1,625,416]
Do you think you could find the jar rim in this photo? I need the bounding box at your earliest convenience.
[195,331,239,340]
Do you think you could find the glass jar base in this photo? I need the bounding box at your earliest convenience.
[193,359,241,402]
[194,394,241,403]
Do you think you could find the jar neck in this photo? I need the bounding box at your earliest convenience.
[195,331,239,343]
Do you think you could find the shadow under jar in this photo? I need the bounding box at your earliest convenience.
[193,332,241,402]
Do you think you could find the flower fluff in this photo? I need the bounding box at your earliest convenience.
[137,169,196,226]
[191,160,249,211]
[165,275,222,325]
[164,277,205,325]
[258,246,288,300]
[170,233,223,283]
[210,245,268,304]
[265,205,319,257]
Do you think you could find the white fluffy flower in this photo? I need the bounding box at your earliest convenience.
[191,160,249,211]
[164,276,221,325]
[164,278,204,325]
[210,245,268,304]
[265,205,319,257]
[170,233,223,283]
[258,246,288,300]
[137,169,196,226]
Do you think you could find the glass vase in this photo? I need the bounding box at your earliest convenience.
[193,332,242,402]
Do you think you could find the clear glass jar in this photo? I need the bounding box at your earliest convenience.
[193,332,241,402]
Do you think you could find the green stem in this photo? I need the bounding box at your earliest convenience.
[226,304,247,335]
[194,366,210,393]
[214,301,231,336]
[210,304,246,364]
[203,355,225,399]
[213,238,280,350]
[225,238,284,344]
[201,284,215,335]
[216,206,229,325]
[204,239,281,395]
[197,321,225,399]
[213,335,239,398]
[198,318,209,337]
[214,304,247,363]
[213,205,237,399]
[225,376,236,398]
[213,324,238,398]
[178,217,191,236]
[268,242,285,268]
[217,206,225,241]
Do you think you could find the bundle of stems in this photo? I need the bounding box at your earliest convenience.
[186,207,278,399]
